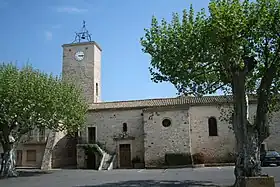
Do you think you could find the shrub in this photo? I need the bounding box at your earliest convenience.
[192,153,205,164]
[132,156,141,163]
[165,153,192,166]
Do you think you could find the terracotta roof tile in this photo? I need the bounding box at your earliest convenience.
[88,95,257,111]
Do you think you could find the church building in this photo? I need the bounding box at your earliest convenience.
[4,22,280,170]
[60,23,280,170]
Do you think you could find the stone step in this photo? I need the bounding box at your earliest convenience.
[101,154,113,170]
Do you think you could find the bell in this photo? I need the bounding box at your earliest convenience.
[81,34,86,39]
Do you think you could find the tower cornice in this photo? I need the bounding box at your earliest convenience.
[62,41,102,51]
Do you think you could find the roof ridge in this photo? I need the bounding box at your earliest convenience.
[90,94,242,106]
[88,95,258,110]
[92,95,231,105]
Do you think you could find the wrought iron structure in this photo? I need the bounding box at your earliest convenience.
[73,20,92,43]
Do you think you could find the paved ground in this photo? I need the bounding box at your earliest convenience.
[0,166,280,187]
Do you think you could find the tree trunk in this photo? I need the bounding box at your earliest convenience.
[0,143,18,178]
[232,73,262,187]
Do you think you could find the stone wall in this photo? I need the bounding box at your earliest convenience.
[265,111,280,150]
[62,42,101,105]
[93,44,101,102]
[41,130,77,170]
[143,107,190,167]
[80,102,280,168]
[189,103,280,162]
[16,144,46,168]
[84,109,145,168]
[51,134,77,168]
[189,105,236,163]
[247,104,280,152]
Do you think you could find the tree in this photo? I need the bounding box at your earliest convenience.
[140,0,280,186]
[0,63,88,177]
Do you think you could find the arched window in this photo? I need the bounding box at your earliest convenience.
[208,117,218,136]
[123,123,127,133]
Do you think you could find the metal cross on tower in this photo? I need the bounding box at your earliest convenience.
[73,20,92,43]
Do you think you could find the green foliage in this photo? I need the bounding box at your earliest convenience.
[0,63,88,143]
[83,145,100,155]
[141,0,280,99]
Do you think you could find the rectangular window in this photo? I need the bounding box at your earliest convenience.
[26,150,36,162]
[88,127,96,144]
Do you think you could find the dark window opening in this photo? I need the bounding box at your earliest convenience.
[208,117,218,136]
[162,118,171,127]
[96,83,99,96]
[88,127,96,144]
[123,123,127,133]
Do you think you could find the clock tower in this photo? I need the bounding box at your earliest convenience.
[62,21,101,104]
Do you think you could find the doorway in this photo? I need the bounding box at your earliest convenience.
[119,144,132,168]
[88,127,96,144]
[86,151,96,169]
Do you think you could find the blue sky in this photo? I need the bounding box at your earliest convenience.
[0,0,210,102]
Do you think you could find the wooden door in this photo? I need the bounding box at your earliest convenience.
[16,150,22,166]
[119,144,131,168]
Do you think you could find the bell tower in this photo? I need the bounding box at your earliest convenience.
[62,21,101,104]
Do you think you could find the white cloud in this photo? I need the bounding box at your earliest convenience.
[55,7,88,14]
[44,31,53,41]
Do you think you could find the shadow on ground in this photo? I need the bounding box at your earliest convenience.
[76,180,223,187]
[0,170,51,180]
[17,170,52,177]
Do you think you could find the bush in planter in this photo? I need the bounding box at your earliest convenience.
[165,153,192,166]
[132,156,141,164]
[192,153,205,164]
[132,156,144,169]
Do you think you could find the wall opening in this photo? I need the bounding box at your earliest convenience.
[162,118,171,127]
[96,82,99,96]
[88,127,96,144]
[123,123,128,133]
[208,117,218,136]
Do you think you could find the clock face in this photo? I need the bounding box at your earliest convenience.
[74,51,85,61]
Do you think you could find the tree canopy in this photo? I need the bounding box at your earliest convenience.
[0,63,88,145]
[141,0,280,185]
[141,0,280,98]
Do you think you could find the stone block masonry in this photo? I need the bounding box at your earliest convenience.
[143,108,191,167]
